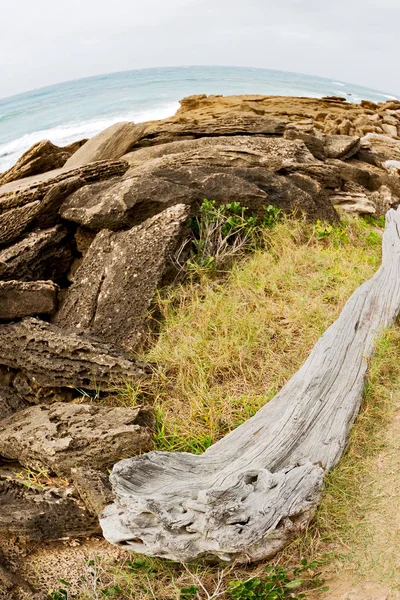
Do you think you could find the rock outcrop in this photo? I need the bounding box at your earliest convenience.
[0,139,86,187]
[1,94,400,591]
[54,204,190,350]
[0,403,154,477]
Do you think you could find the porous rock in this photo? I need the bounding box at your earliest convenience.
[0,280,58,320]
[0,403,155,477]
[54,204,190,350]
[0,226,72,283]
[71,467,115,515]
[0,477,99,542]
[0,317,152,390]
[0,387,28,420]
[64,122,146,168]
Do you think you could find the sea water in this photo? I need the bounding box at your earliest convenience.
[0,65,398,172]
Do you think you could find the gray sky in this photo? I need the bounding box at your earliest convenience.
[1,0,399,98]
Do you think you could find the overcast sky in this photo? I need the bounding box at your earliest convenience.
[1,0,399,98]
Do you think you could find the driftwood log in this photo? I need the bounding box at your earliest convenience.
[100,206,400,563]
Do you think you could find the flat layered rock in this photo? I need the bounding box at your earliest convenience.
[0,159,128,213]
[0,478,98,542]
[0,280,58,320]
[0,226,72,282]
[65,122,146,168]
[54,204,190,350]
[0,403,154,477]
[0,317,152,390]
[130,114,286,149]
[0,387,28,420]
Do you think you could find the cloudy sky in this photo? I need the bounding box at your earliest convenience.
[1,0,399,98]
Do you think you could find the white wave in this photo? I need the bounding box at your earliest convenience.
[376,93,399,100]
[0,101,179,173]
[332,81,346,87]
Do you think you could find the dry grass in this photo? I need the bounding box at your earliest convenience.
[134,216,382,452]
[70,215,400,600]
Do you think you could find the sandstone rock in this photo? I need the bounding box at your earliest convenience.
[132,114,286,149]
[71,468,114,515]
[326,159,381,191]
[0,200,41,247]
[331,183,376,215]
[283,128,326,160]
[361,134,400,163]
[62,137,322,230]
[0,403,154,477]
[381,123,398,138]
[54,204,190,350]
[0,387,28,420]
[60,176,139,230]
[0,159,128,213]
[0,317,152,390]
[0,140,71,187]
[0,477,99,542]
[0,226,72,283]
[0,280,58,320]
[64,122,146,168]
[324,135,361,160]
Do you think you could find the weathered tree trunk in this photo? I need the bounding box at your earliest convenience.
[100,207,400,564]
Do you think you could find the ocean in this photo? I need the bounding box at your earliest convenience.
[0,66,398,173]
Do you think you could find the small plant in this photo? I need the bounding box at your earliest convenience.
[179,585,199,599]
[362,214,386,228]
[262,205,281,228]
[227,560,328,600]
[48,580,71,599]
[186,199,261,273]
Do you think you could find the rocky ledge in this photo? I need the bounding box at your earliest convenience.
[1,93,400,594]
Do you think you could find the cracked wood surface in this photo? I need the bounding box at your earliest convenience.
[100,207,400,563]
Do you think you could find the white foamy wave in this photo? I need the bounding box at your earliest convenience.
[374,93,399,100]
[332,82,346,87]
[0,101,179,173]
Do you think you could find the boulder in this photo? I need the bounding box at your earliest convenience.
[0,200,41,248]
[0,403,154,477]
[0,477,99,542]
[64,122,146,168]
[0,317,152,390]
[370,185,400,215]
[0,280,58,320]
[0,226,72,283]
[0,387,28,420]
[54,204,190,350]
[324,135,361,160]
[0,140,72,187]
